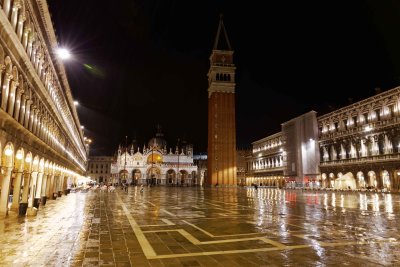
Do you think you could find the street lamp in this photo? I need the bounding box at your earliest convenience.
[56,48,71,60]
[74,100,79,106]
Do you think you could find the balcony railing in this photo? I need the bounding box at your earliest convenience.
[319,116,400,141]
[320,153,400,166]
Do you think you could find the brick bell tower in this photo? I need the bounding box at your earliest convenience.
[207,15,237,186]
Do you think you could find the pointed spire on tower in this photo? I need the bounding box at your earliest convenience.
[213,13,232,51]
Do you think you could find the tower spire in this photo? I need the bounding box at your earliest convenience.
[213,13,232,51]
[207,15,237,186]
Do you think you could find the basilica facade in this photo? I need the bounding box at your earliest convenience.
[110,130,198,186]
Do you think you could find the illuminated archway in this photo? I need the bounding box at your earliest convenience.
[382,170,390,190]
[356,171,365,188]
[368,171,377,188]
[147,167,160,185]
[166,169,176,185]
[180,170,188,185]
[132,169,141,185]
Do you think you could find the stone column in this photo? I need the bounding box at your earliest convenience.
[7,79,18,117]
[35,172,43,200]
[10,1,21,30]
[17,14,26,41]
[1,73,12,110]
[0,167,12,215]
[40,173,48,205]
[2,0,11,18]
[28,171,38,208]
[13,91,22,121]
[24,100,32,128]
[21,172,31,204]
[51,175,58,199]
[10,171,23,210]
[46,174,54,199]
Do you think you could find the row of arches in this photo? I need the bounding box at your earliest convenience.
[0,0,85,167]
[113,168,197,186]
[215,73,232,81]
[321,170,397,190]
[245,176,286,187]
[0,140,79,215]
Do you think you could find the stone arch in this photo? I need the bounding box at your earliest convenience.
[356,171,365,188]
[381,170,390,190]
[2,142,14,168]
[32,155,40,172]
[368,171,377,188]
[146,166,160,185]
[179,170,188,185]
[329,172,335,187]
[132,169,141,185]
[24,152,32,172]
[14,147,24,172]
[166,169,176,184]
[321,173,327,188]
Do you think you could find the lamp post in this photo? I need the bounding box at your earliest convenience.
[177,139,180,187]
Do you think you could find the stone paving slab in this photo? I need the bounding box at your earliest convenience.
[1,187,400,266]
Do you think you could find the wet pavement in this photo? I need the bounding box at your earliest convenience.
[0,187,399,266]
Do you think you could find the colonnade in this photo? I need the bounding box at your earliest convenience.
[0,0,86,168]
[0,142,78,216]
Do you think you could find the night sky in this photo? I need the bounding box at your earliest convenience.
[48,0,400,156]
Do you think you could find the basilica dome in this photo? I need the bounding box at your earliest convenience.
[148,124,167,148]
[148,136,167,149]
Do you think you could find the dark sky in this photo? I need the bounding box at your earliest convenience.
[48,0,400,156]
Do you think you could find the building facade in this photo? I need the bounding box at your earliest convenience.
[0,0,87,216]
[246,87,400,192]
[246,132,287,188]
[207,15,237,186]
[111,129,197,186]
[318,87,400,191]
[87,156,113,184]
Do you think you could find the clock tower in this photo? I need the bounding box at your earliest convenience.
[207,15,237,186]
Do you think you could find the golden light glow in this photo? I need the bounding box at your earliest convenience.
[16,151,23,160]
[4,147,13,156]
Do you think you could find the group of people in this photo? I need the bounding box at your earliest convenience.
[121,182,144,193]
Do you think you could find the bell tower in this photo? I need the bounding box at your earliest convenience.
[207,15,237,186]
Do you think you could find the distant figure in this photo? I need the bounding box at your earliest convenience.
[254,184,258,190]
[140,184,144,193]
[124,183,128,193]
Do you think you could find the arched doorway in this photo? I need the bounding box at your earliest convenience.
[166,169,176,185]
[147,167,160,185]
[132,169,141,185]
[329,173,335,188]
[322,173,327,188]
[179,170,188,185]
[357,171,365,189]
[382,170,390,191]
[368,171,377,188]
[119,169,128,185]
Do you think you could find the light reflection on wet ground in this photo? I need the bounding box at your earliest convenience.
[0,187,399,266]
